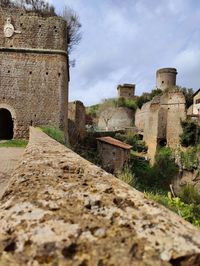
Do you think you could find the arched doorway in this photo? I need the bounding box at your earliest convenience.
[0,108,14,139]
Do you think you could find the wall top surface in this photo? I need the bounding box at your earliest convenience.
[0,127,200,265]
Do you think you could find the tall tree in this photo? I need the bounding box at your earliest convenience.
[62,6,82,54]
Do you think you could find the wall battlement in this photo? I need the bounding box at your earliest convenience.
[0,127,200,265]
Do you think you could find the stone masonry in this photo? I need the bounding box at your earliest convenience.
[0,127,200,265]
[156,68,177,91]
[135,90,186,160]
[68,101,86,146]
[0,7,69,139]
[117,83,136,99]
[135,68,186,161]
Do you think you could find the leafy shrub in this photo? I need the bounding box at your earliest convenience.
[41,126,65,145]
[179,146,199,170]
[117,165,135,186]
[87,104,100,118]
[128,147,178,192]
[146,193,200,227]
[177,86,194,109]
[180,120,200,147]
[152,147,179,189]
[116,97,137,111]
[115,133,147,152]
[179,184,200,205]
[136,89,162,109]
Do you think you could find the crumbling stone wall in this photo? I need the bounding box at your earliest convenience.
[135,91,186,161]
[164,91,186,148]
[98,107,133,130]
[68,101,86,146]
[0,127,200,265]
[0,7,68,139]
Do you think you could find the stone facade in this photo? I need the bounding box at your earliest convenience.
[135,90,186,161]
[68,101,86,145]
[1,127,200,265]
[117,83,136,99]
[98,107,133,131]
[0,7,69,140]
[97,136,132,173]
[156,68,177,91]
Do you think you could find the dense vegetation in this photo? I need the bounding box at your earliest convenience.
[177,86,194,108]
[136,89,163,109]
[180,120,200,147]
[178,144,200,171]
[146,188,200,227]
[115,133,147,152]
[40,126,65,145]
[127,147,179,192]
[118,147,200,227]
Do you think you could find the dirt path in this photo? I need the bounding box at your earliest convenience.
[0,148,25,199]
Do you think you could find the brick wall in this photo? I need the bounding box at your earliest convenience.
[0,7,68,139]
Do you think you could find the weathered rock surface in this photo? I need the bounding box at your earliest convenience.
[0,128,200,266]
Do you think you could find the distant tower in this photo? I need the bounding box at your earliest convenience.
[156,68,177,91]
[117,84,135,99]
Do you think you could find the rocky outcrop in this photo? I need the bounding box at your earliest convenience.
[0,127,200,265]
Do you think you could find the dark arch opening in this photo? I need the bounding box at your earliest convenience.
[158,138,167,147]
[0,108,14,140]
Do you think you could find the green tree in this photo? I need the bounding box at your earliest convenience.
[136,89,163,109]
[177,86,194,108]
[180,120,200,147]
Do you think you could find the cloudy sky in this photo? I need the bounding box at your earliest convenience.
[51,0,200,106]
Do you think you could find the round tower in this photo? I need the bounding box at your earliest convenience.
[156,68,177,91]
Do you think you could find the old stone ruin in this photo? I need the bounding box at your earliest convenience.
[1,5,200,266]
[135,68,186,161]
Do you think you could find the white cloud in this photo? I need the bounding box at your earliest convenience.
[52,0,200,105]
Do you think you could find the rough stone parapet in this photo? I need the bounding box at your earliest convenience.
[0,127,200,265]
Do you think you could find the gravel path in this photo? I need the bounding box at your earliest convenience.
[0,148,25,199]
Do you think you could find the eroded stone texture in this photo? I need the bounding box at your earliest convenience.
[0,128,200,266]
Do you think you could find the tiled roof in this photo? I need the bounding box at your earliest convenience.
[97,136,132,150]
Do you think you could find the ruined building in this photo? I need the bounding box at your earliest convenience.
[0,7,69,140]
[117,83,136,99]
[135,68,186,160]
[156,67,177,91]
[97,136,132,173]
[68,101,86,145]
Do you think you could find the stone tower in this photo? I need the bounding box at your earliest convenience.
[0,7,69,140]
[156,68,177,91]
[117,84,135,99]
